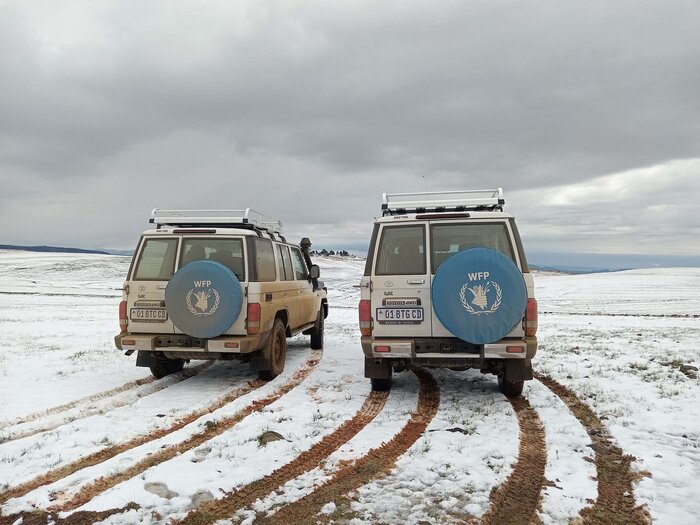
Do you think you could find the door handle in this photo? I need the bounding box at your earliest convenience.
[407,279,425,285]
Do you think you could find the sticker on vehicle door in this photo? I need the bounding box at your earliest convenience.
[376,307,424,324]
[383,297,422,306]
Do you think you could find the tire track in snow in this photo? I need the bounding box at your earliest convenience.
[255,368,439,525]
[535,372,651,525]
[480,396,547,525]
[174,389,390,525]
[48,350,323,513]
[0,366,261,506]
[0,363,213,444]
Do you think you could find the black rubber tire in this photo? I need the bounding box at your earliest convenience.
[149,357,185,379]
[371,377,392,392]
[258,319,287,380]
[310,307,324,350]
[498,374,524,398]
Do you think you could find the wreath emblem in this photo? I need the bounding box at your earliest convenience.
[459,281,502,316]
[186,288,221,316]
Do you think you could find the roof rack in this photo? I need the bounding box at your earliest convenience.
[381,188,504,216]
[150,209,285,240]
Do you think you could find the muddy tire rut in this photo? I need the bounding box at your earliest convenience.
[173,387,390,524]
[0,352,321,515]
[0,362,213,444]
[480,396,547,525]
[249,368,440,525]
[51,351,322,512]
[535,372,651,525]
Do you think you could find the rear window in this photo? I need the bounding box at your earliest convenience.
[180,238,245,280]
[431,222,514,273]
[375,225,426,275]
[133,238,177,281]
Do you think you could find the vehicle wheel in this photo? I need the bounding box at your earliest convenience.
[498,374,524,398]
[258,319,287,380]
[149,357,185,379]
[371,377,392,392]
[310,307,324,350]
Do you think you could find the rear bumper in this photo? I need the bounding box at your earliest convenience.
[361,336,537,361]
[115,332,267,355]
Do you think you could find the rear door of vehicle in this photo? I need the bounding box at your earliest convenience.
[429,219,525,338]
[174,236,249,336]
[127,236,178,334]
[370,223,432,337]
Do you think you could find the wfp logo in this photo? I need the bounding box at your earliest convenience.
[459,271,502,316]
[186,280,221,317]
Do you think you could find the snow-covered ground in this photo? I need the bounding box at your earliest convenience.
[0,249,699,524]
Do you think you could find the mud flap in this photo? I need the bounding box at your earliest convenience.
[504,359,533,382]
[136,350,155,368]
[248,332,272,372]
[365,357,392,379]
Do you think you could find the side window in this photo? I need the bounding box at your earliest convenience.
[375,225,426,276]
[276,245,294,281]
[291,248,308,280]
[133,238,177,281]
[251,238,276,282]
[430,223,514,274]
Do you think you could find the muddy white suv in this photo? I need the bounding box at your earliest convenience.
[358,189,537,396]
[115,209,328,379]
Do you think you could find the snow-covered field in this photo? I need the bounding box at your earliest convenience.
[0,250,699,524]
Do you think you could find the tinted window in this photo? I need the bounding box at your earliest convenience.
[431,222,514,273]
[180,238,245,280]
[251,238,276,282]
[133,238,177,281]
[364,224,379,277]
[291,248,308,280]
[277,245,294,281]
[375,225,426,275]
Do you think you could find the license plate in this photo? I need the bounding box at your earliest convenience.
[376,307,424,324]
[130,308,168,322]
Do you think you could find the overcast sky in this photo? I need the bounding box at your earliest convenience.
[1,0,699,264]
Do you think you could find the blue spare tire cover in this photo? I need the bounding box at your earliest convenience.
[432,248,527,345]
[165,260,243,339]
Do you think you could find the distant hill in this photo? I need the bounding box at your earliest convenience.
[0,244,110,255]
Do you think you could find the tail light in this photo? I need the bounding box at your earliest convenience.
[247,303,261,335]
[119,301,128,332]
[525,298,538,336]
[359,299,372,336]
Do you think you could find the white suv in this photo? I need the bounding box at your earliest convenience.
[115,209,328,379]
[358,189,537,396]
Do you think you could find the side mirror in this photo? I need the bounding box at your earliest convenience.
[309,265,320,279]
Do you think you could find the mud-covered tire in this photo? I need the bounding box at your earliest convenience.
[149,357,185,379]
[258,319,287,380]
[498,374,524,397]
[310,307,324,350]
[371,377,392,392]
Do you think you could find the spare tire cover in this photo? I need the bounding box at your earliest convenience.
[432,247,527,345]
[165,260,243,339]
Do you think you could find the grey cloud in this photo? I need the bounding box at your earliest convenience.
[1,0,699,256]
